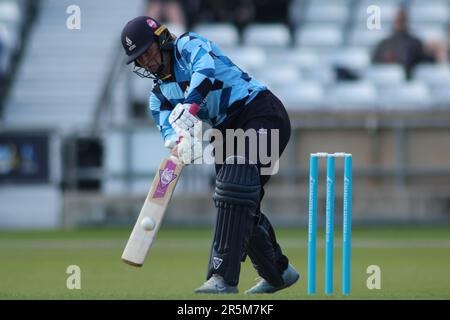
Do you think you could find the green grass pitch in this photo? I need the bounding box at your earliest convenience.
[0,226,449,299]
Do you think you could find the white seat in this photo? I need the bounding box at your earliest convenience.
[413,64,450,86]
[0,22,19,52]
[302,65,336,85]
[379,82,431,109]
[296,26,343,49]
[327,47,370,73]
[193,23,239,48]
[328,82,377,109]
[225,46,266,71]
[254,65,301,88]
[348,28,390,48]
[266,49,320,70]
[408,2,450,24]
[430,85,450,108]
[364,64,406,86]
[0,1,21,26]
[411,25,447,42]
[243,24,291,48]
[277,82,324,110]
[305,3,349,26]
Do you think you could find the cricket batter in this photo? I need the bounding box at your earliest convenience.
[121,16,299,294]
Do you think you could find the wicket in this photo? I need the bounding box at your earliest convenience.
[307,152,352,295]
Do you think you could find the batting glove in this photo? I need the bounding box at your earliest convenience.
[176,131,202,164]
[169,103,201,137]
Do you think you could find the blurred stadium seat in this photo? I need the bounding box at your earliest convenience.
[327,47,371,74]
[328,81,377,109]
[273,81,324,110]
[304,2,349,27]
[253,65,301,89]
[408,1,450,24]
[225,46,266,72]
[193,23,239,48]
[379,82,431,109]
[364,64,406,86]
[303,64,336,85]
[413,64,450,86]
[295,26,343,50]
[347,28,390,48]
[430,84,450,108]
[0,0,22,74]
[243,23,291,48]
[411,24,448,42]
[266,48,320,70]
[0,0,21,27]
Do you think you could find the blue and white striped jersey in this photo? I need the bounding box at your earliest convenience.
[149,32,267,144]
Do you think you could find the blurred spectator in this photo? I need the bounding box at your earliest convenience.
[372,7,435,79]
[190,0,253,31]
[186,0,290,32]
[146,0,187,28]
[251,0,290,24]
[0,35,4,81]
[425,24,450,64]
[446,24,450,63]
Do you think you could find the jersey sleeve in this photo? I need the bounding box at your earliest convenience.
[149,85,178,144]
[176,34,215,105]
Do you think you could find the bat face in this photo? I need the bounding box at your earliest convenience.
[121,156,183,267]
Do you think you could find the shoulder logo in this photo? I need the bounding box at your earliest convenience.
[147,19,158,29]
[126,37,136,51]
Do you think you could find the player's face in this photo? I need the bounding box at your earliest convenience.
[136,42,161,73]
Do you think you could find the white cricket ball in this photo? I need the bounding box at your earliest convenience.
[141,217,155,231]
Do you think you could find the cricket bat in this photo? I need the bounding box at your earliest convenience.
[121,155,184,266]
[121,103,199,267]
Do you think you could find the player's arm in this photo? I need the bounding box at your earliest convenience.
[150,89,201,164]
[168,35,215,136]
[149,87,178,149]
[180,35,216,106]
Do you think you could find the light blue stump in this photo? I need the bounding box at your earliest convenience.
[342,154,352,295]
[325,155,335,295]
[307,154,318,295]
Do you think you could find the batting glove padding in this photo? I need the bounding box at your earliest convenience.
[177,133,202,164]
[169,103,201,137]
